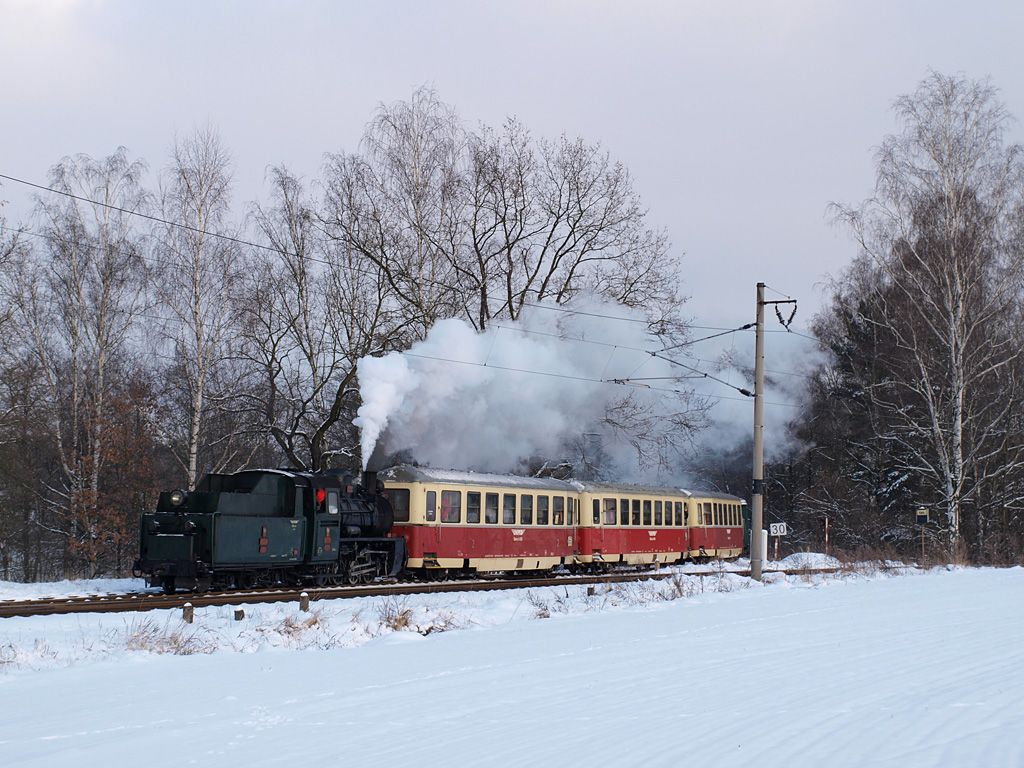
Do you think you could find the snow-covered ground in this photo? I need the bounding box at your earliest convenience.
[2,565,1020,766]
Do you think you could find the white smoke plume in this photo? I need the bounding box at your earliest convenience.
[354,296,697,476]
[684,325,825,464]
[354,294,825,483]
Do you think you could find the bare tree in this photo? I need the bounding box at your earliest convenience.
[832,72,1024,550]
[322,88,700,473]
[238,167,406,471]
[0,204,20,335]
[155,127,244,489]
[322,88,464,340]
[5,149,150,575]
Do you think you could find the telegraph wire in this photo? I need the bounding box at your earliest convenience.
[401,351,800,408]
[0,172,651,329]
[0,222,820,397]
[659,323,755,352]
[0,177,821,397]
[0,171,818,338]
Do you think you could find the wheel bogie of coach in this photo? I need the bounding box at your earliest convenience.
[382,466,580,573]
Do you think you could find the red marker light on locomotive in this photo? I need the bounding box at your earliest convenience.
[315,488,327,506]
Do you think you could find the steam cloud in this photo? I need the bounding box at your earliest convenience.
[353,295,819,477]
[355,297,680,476]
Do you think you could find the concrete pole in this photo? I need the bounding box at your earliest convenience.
[751,282,766,581]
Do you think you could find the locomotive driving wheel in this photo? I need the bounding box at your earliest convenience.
[346,565,360,586]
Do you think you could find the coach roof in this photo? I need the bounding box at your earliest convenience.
[381,465,577,492]
[381,466,745,502]
[575,480,745,502]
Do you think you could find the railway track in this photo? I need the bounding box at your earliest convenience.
[0,567,854,619]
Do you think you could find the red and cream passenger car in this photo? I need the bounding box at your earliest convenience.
[576,483,747,564]
[380,465,747,573]
[686,493,746,559]
[381,465,580,572]
[575,482,691,566]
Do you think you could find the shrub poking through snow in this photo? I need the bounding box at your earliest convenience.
[122,617,216,656]
[377,597,414,631]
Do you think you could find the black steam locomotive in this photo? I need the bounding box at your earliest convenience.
[134,468,405,593]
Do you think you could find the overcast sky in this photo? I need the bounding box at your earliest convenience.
[3,0,1023,330]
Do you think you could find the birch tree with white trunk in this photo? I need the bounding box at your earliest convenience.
[4,149,149,574]
[833,72,1024,550]
[156,128,243,489]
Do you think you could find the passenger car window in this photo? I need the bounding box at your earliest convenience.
[426,491,436,522]
[676,502,684,527]
[654,500,663,526]
[467,492,481,524]
[631,499,641,526]
[485,493,499,524]
[553,496,564,525]
[593,498,601,525]
[503,494,516,524]
[384,488,410,522]
[520,495,533,525]
[603,498,617,526]
[440,490,462,523]
[537,496,549,525]
[643,500,652,526]
[621,498,630,526]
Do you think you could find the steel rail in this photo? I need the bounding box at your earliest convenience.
[0,567,862,619]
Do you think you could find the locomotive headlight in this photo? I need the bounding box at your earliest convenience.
[169,489,186,507]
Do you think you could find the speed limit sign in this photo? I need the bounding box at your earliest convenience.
[769,522,788,536]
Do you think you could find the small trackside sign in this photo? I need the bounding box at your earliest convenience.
[769,523,787,536]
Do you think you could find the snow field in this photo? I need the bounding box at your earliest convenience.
[3,564,1019,766]
[0,569,761,670]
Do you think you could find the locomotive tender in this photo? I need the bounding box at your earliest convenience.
[134,469,404,592]
[136,464,748,592]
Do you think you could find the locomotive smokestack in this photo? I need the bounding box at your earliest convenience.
[361,469,379,495]
[365,442,388,472]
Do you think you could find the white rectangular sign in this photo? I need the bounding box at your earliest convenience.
[769,522,788,536]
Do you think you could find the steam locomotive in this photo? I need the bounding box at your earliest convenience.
[133,468,404,592]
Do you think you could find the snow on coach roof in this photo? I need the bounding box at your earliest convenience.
[381,465,745,501]
[575,480,744,502]
[381,465,578,492]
